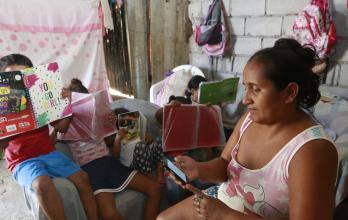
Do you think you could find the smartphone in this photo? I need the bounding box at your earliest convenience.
[164,158,189,184]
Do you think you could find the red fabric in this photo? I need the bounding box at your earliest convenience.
[4,126,55,172]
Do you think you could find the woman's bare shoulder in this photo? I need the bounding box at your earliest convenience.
[290,137,338,173]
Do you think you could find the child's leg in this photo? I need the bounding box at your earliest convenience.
[41,151,98,220]
[31,176,67,220]
[151,138,165,183]
[156,162,165,184]
[156,195,197,220]
[68,171,99,220]
[127,172,161,220]
[95,192,126,220]
[13,158,67,220]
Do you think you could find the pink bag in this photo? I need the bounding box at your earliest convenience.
[201,2,231,57]
[292,0,337,60]
[203,24,231,57]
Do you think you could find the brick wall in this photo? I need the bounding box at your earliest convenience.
[188,0,348,87]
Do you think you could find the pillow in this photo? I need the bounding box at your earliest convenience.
[313,99,348,138]
[156,68,193,107]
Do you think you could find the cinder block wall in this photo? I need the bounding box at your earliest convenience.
[188,0,348,88]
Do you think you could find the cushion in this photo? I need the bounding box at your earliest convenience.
[313,99,348,138]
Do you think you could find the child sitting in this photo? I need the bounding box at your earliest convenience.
[113,108,165,184]
[154,75,207,125]
[60,79,161,220]
[0,54,98,220]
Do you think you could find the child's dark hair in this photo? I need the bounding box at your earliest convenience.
[249,38,320,109]
[0,54,33,71]
[69,78,89,94]
[168,95,191,104]
[185,75,207,97]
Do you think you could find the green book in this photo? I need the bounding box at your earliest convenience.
[198,77,239,105]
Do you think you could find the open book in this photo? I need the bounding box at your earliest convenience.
[58,90,117,141]
[0,63,71,139]
[198,77,239,105]
[162,104,225,151]
[118,111,146,144]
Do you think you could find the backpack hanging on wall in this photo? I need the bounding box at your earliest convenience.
[196,0,232,57]
[195,0,223,46]
[292,0,337,61]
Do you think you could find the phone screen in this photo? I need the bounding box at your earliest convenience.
[165,158,188,183]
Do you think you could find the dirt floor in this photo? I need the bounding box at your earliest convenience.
[0,159,33,220]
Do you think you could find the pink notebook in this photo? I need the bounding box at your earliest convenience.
[59,90,116,141]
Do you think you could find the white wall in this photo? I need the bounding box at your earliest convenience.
[188,0,348,88]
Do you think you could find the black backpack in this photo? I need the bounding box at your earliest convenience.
[194,0,223,46]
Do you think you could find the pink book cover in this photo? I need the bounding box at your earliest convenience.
[162,105,225,151]
[59,90,116,141]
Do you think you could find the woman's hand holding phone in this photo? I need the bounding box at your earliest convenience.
[174,155,199,181]
[164,155,200,189]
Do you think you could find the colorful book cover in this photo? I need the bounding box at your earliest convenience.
[59,90,117,141]
[0,63,72,139]
[118,111,146,144]
[162,104,225,151]
[198,77,240,105]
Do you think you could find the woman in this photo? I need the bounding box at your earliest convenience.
[156,38,338,220]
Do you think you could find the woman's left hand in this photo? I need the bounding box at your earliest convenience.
[195,194,230,220]
[189,187,231,220]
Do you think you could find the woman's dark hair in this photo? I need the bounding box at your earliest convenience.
[185,75,207,97]
[69,78,89,94]
[0,54,33,71]
[248,38,321,109]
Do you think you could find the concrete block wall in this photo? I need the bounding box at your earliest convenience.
[188,0,348,88]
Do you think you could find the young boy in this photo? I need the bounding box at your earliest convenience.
[0,54,98,220]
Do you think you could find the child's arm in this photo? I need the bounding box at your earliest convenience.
[0,138,10,149]
[50,116,73,134]
[49,116,72,144]
[156,161,165,184]
[49,86,73,136]
[145,133,154,144]
[112,128,126,158]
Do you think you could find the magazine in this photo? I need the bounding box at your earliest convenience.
[162,104,225,151]
[198,77,239,105]
[118,111,146,144]
[0,63,72,139]
[58,90,117,141]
